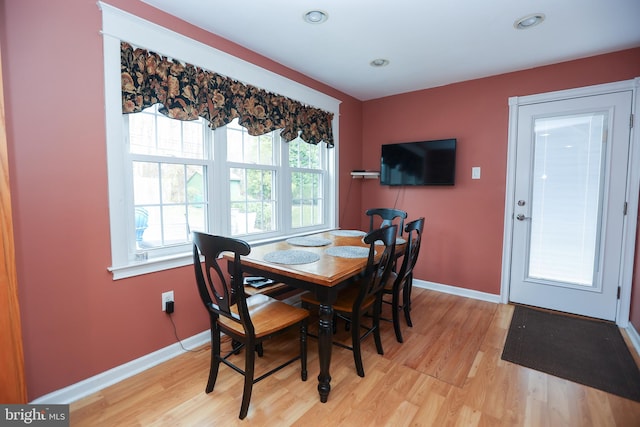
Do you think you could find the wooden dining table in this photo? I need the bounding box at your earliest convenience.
[224,229,403,403]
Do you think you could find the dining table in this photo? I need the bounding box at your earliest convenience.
[224,229,405,403]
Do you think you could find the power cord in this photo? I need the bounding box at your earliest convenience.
[393,186,403,209]
[167,310,236,354]
[167,312,200,353]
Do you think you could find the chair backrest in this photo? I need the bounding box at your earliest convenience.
[365,208,408,237]
[355,224,398,313]
[192,231,254,334]
[395,217,425,288]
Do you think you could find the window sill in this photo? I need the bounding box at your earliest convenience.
[108,253,193,280]
[108,227,335,280]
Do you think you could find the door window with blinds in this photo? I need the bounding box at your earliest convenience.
[528,113,606,287]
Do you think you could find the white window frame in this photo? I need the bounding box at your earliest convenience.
[100,3,340,279]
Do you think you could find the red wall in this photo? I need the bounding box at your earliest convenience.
[1,0,639,401]
[362,49,640,296]
[0,0,362,400]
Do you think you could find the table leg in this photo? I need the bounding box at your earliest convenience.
[317,302,333,402]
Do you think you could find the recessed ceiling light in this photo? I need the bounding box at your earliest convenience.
[304,10,328,24]
[514,13,545,30]
[370,58,389,67]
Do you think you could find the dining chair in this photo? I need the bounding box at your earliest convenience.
[366,208,408,238]
[382,217,425,343]
[300,224,397,377]
[192,231,309,420]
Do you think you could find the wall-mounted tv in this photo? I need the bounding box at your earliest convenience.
[380,139,457,186]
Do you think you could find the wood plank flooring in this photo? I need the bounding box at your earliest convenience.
[69,289,640,426]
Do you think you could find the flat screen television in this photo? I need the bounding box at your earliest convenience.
[380,139,456,186]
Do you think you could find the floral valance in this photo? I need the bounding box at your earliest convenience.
[120,42,334,147]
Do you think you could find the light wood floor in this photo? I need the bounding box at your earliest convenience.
[70,289,640,426]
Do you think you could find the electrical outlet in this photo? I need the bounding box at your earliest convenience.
[162,291,174,312]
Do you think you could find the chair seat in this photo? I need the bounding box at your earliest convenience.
[219,294,309,338]
[300,282,376,314]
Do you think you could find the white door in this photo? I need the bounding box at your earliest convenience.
[508,90,632,321]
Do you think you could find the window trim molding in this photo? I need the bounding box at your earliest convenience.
[99,2,340,279]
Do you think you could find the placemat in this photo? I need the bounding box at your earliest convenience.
[286,236,332,247]
[325,246,372,258]
[330,229,367,237]
[263,249,320,265]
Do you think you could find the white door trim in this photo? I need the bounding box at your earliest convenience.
[500,78,640,326]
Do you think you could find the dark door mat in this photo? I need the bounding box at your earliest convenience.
[502,305,640,401]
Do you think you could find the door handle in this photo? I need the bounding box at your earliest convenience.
[516,214,531,221]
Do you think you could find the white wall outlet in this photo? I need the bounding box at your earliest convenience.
[472,167,481,180]
[161,291,174,311]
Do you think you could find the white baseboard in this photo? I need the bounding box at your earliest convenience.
[30,330,211,405]
[625,322,640,357]
[28,282,497,405]
[413,279,501,304]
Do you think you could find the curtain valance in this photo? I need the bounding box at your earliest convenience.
[120,42,334,147]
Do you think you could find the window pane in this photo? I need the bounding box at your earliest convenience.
[245,134,260,164]
[162,205,189,245]
[258,134,274,165]
[289,138,321,168]
[182,120,205,159]
[129,105,205,159]
[186,165,205,203]
[133,162,160,204]
[230,168,276,235]
[134,207,149,250]
[227,126,244,162]
[157,115,182,156]
[161,164,186,204]
[129,113,156,154]
[291,171,323,227]
[226,119,274,165]
[133,161,206,250]
[138,205,161,248]
[187,204,207,234]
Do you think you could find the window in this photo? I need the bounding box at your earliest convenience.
[101,3,339,279]
[119,109,334,277]
[289,139,325,228]
[226,119,277,236]
[128,105,209,259]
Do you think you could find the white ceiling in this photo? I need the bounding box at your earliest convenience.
[141,0,640,101]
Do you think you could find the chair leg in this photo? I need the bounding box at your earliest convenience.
[239,339,256,420]
[403,276,413,327]
[373,299,384,355]
[351,315,365,377]
[206,325,221,393]
[392,285,404,343]
[300,321,308,381]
